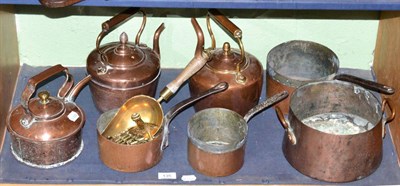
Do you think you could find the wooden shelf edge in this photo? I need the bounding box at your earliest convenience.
[373,11,400,166]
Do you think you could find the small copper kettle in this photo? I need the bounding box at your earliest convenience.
[7,65,90,169]
[87,8,165,112]
[189,9,263,116]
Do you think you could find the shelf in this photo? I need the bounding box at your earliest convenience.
[2,0,400,10]
[1,64,399,184]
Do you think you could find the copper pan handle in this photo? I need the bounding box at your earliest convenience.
[96,8,142,52]
[275,107,297,145]
[158,18,208,102]
[161,82,229,150]
[334,74,394,95]
[21,64,73,109]
[382,98,396,138]
[244,91,288,122]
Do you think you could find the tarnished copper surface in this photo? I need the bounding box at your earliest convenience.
[87,8,164,112]
[187,91,288,177]
[279,80,395,182]
[188,141,245,177]
[189,9,263,116]
[7,65,88,168]
[266,74,295,115]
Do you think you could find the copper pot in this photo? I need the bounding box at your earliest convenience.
[266,40,394,115]
[87,8,165,112]
[7,65,90,169]
[96,82,228,172]
[187,91,288,177]
[38,0,83,8]
[189,9,263,116]
[275,80,395,182]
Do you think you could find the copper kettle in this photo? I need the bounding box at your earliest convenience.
[7,65,90,168]
[189,9,263,116]
[87,8,165,112]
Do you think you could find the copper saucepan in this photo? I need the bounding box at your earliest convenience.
[275,80,395,182]
[96,82,228,172]
[266,40,394,115]
[187,91,288,177]
[7,65,90,168]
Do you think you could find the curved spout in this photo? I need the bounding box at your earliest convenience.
[65,75,91,102]
[153,23,165,57]
[191,18,205,58]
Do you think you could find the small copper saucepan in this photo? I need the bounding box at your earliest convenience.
[187,91,288,177]
[96,82,228,172]
[275,80,395,182]
[266,40,394,115]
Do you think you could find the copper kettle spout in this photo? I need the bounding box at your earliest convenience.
[153,23,165,57]
[191,18,205,58]
[65,75,91,102]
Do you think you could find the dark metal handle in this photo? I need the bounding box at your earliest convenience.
[208,9,242,39]
[244,91,288,122]
[382,98,396,138]
[334,74,394,95]
[96,8,141,52]
[38,0,83,8]
[21,64,73,109]
[161,82,229,150]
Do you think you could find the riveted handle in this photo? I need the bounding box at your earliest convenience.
[275,107,297,145]
[334,74,395,95]
[21,64,73,110]
[96,8,144,52]
[382,98,396,138]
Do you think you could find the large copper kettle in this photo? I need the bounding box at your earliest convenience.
[189,9,263,116]
[87,8,165,112]
[7,65,90,169]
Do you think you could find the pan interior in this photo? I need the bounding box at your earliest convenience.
[188,108,248,154]
[290,80,382,135]
[267,40,339,87]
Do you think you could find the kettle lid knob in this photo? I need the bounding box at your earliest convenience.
[223,42,231,56]
[38,91,50,104]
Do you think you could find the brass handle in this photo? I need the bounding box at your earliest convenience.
[207,9,246,84]
[96,8,145,52]
[21,64,73,109]
[275,107,297,145]
[334,74,395,95]
[158,18,208,102]
[382,98,396,138]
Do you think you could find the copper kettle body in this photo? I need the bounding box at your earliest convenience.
[189,9,263,116]
[7,65,90,169]
[87,8,165,112]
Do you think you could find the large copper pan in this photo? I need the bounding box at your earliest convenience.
[276,80,395,182]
